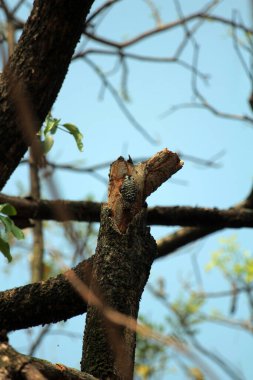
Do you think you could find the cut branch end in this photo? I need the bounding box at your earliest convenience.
[107,148,183,232]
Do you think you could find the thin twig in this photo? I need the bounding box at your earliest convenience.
[84,6,253,50]
[85,0,120,25]
[84,56,158,145]
[28,325,51,356]
[232,10,253,83]
[73,48,209,81]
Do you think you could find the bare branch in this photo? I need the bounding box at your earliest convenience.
[156,226,219,258]
[85,0,120,25]
[156,186,253,258]
[195,284,253,299]
[73,48,209,81]
[28,325,51,356]
[1,193,253,228]
[0,259,92,332]
[161,101,253,123]
[0,341,98,380]
[161,43,253,124]
[232,10,253,84]
[84,3,253,51]
[11,0,26,14]
[189,336,244,380]
[84,56,158,144]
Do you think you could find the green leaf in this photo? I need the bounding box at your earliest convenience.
[10,224,24,240]
[44,115,60,136]
[42,135,54,154]
[62,123,84,151]
[0,215,13,233]
[0,215,24,239]
[0,237,12,262]
[0,203,17,216]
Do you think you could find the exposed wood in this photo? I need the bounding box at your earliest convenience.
[108,149,183,233]
[81,150,182,379]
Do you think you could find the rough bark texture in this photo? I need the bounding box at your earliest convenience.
[156,186,253,258]
[0,259,92,332]
[0,193,101,226]
[0,186,252,333]
[81,150,182,379]
[156,226,219,258]
[0,341,97,380]
[81,207,156,379]
[0,0,94,190]
[2,193,253,228]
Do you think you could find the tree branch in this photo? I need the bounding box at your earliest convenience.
[0,341,97,380]
[1,201,252,332]
[0,259,92,332]
[1,193,253,228]
[156,186,253,258]
[81,150,181,378]
[0,0,94,190]
[1,185,253,333]
[83,6,253,50]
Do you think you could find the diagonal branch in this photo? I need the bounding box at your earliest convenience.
[84,4,253,50]
[0,0,94,190]
[0,259,92,332]
[0,341,98,380]
[156,186,253,258]
[1,186,253,333]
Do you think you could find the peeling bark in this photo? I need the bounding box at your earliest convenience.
[81,150,182,379]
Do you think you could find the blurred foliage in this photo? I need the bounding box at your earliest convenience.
[168,292,205,336]
[0,203,24,262]
[135,235,253,378]
[206,235,253,284]
[135,315,169,379]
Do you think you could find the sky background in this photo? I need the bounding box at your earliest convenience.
[0,1,253,379]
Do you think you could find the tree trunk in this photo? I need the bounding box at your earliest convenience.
[81,150,182,379]
[0,0,94,190]
[81,206,156,379]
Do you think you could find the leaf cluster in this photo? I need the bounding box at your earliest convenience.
[0,203,24,262]
[39,113,84,153]
[205,235,253,284]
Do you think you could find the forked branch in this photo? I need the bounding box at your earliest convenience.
[81,149,182,379]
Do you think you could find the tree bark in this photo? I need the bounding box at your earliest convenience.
[81,150,182,379]
[1,185,252,332]
[81,207,156,379]
[0,259,92,332]
[29,141,45,282]
[0,0,94,190]
[1,193,253,228]
[0,340,97,380]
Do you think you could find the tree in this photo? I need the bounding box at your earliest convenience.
[0,1,252,379]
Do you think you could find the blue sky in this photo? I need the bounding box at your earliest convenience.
[1,1,253,379]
